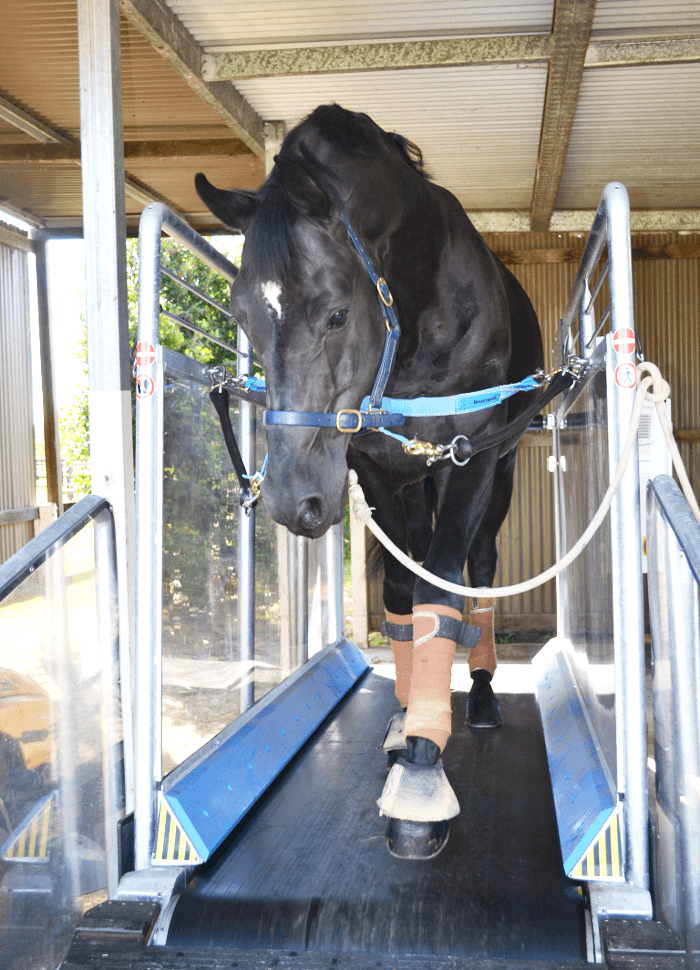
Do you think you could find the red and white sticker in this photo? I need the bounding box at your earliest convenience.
[135,341,156,368]
[612,328,635,355]
[136,373,156,399]
[614,362,636,389]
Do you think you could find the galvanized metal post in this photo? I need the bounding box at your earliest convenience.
[603,183,648,892]
[76,0,136,814]
[238,327,256,712]
[296,535,309,663]
[32,235,64,515]
[134,204,166,871]
[579,280,596,360]
[326,522,344,644]
[93,506,122,898]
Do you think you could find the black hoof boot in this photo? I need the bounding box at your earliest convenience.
[406,735,441,766]
[386,817,450,860]
[467,669,502,728]
[385,736,449,859]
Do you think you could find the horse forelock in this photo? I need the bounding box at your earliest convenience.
[245,176,298,280]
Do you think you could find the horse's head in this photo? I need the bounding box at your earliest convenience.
[196,155,390,538]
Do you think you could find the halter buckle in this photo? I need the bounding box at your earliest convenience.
[376,277,393,307]
[336,409,363,433]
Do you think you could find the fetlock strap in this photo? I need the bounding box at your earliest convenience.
[413,611,480,649]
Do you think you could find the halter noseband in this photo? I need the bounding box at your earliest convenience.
[263,208,406,434]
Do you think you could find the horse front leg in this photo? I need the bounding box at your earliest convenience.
[463,445,519,727]
[379,448,500,859]
[347,453,418,715]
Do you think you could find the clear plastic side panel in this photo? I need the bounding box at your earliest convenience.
[556,357,617,783]
[160,375,284,774]
[0,513,123,969]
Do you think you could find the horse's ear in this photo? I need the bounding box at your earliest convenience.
[273,155,330,219]
[195,173,260,233]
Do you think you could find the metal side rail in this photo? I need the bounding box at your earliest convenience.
[647,474,700,964]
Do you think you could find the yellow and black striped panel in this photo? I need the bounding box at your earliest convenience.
[570,810,624,881]
[153,796,201,865]
[2,793,53,863]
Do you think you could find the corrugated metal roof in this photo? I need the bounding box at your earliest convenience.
[172,1,554,51]
[591,0,700,37]
[1,0,699,228]
[557,62,700,210]
[233,64,548,210]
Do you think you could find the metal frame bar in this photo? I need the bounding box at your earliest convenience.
[647,475,700,948]
[134,203,239,870]
[555,183,648,892]
[133,202,348,877]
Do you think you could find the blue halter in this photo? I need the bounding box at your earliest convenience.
[262,206,539,435]
[264,207,404,434]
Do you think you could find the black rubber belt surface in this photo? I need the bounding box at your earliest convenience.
[167,671,586,962]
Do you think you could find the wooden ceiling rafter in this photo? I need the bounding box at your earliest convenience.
[118,0,266,156]
[529,0,598,233]
[0,92,188,220]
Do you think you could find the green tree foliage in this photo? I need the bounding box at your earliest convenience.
[60,234,244,496]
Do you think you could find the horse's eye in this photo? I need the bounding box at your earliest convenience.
[327,308,348,330]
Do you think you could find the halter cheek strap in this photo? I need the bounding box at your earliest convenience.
[263,204,403,431]
[338,211,401,412]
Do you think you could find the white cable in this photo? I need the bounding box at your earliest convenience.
[348,360,700,599]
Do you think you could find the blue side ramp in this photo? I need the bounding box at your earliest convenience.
[160,639,369,863]
[532,638,621,880]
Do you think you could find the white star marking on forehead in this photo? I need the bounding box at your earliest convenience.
[261,280,283,319]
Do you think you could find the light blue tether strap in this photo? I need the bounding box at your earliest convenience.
[248,374,541,419]
[359,374,541,417]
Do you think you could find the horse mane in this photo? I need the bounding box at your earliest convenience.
[244,104,429,278]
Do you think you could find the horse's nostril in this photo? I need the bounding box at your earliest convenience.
[298,495,327,535]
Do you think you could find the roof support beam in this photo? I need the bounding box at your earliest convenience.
[201,32,700,82]
[119,0,265,155]
[529,0,597,232]
[0,139,253,163]
[0,96,189,216]
[0,94,70,143]
[202,34,551,81]
[585,34,700,68]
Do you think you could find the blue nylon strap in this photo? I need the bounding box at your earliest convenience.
[337,210,400,410]
[359,375,541,418]
[264,409,405,431]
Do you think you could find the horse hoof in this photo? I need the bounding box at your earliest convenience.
[467,670,503,729]
[386,817,450,860]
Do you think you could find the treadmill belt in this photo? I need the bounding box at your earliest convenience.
[167,669,586,961]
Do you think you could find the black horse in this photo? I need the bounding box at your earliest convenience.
[196,104,543,858]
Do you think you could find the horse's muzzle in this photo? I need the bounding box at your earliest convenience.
[296,494,328,538]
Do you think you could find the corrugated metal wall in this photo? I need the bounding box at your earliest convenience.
[365,231,700,634]
[0,240,35,562]
[485,232,580,629]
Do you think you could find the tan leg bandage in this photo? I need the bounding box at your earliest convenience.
[386,611,414,708]
[404,603,459,752]
[468,597,497,676]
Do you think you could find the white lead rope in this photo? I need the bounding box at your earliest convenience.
[348,361,700,600]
